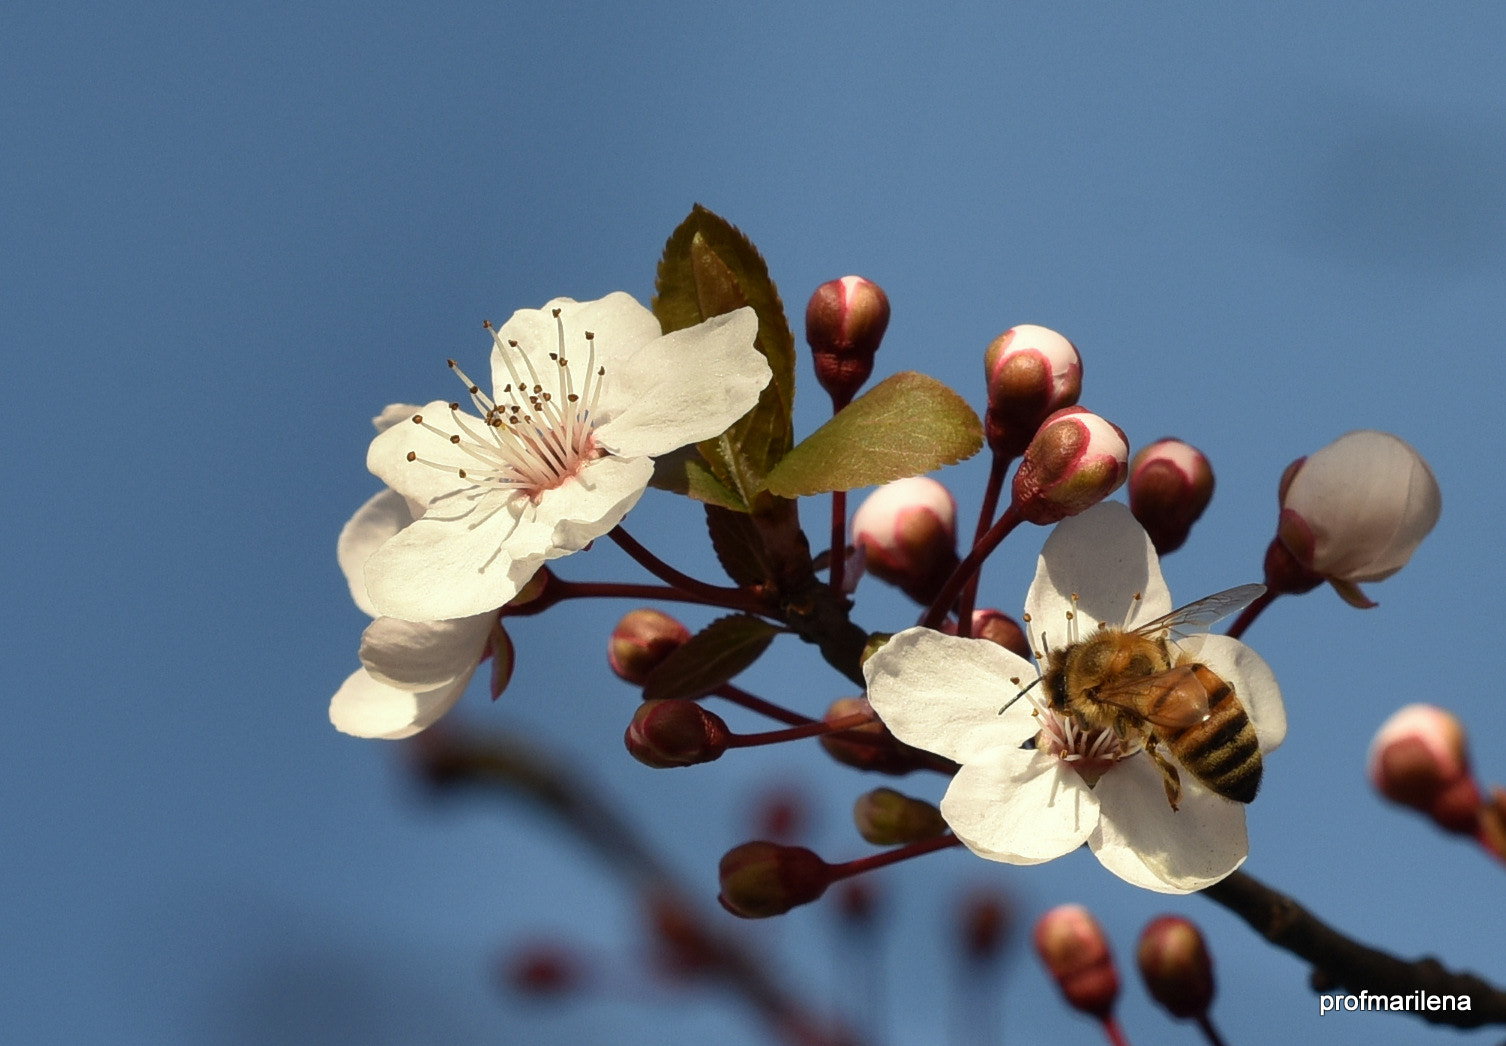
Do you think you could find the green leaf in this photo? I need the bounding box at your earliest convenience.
[653,205,795,509]
[705,505,772,587]
[642,614,781,702]
[650,445,748,512]
[763,372,984,497]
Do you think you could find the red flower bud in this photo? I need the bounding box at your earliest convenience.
[717,841,833,918]
[850,477,959,604]
[1368,704,1481,835]
[806,275,890,408]
[1128,438,1215,554]
[625,699,730,768]
[1034,904,1119,1019]
[983,324,1082,458]
[609,608,691,685]
[1137,915,1216,1019]
[499,941,588,998]
[942,609,1031,659]
[1011,408,1129,525]
[819,697,934,775]
[958,889,1014,965]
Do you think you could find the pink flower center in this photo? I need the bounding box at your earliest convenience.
[1032,705,1139,786]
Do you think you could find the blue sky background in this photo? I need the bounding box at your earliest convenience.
[7,2,1506,1044]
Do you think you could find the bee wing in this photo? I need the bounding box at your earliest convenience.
[1094,665,1210,729]
[1132,584,1265,650]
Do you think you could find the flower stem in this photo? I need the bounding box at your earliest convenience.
[921,505,1025,630]
[725,711,877,749]
[828,833,964,881]
[608,526,769,613]
[1225,588,1278,640]
[526,578,769,616]
[957,453,1011,637]
[713,684,815,727]
[1195,1013,1229,1046]
[1099,1015,1134,1046]
[829,489,848,594]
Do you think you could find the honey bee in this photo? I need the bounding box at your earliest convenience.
[1039,584,1266,812]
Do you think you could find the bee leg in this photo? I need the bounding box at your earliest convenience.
[1143,738,1182,812]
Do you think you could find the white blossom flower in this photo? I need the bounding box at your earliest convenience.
[363,293,769,621]
[331,406,500,739]
[864,502,1285,893]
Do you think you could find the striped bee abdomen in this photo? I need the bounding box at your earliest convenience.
[1167,664,1262,803]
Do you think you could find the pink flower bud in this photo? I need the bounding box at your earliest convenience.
[1011,408,1129,525]
[941,609,1031,659]
[717,841,832,918]
[851,477,959,604]
[625,699,730,768]
[1368,704,1481,835]
[608,609,691,685]
[983,324,1083,458]
[1128,438,1215,554]
[1276,431,1441,607]
[1137,915,1216,1019]
[806,275,891,408]
[852,787,949,845]
[1034,904,1120,1019]
[819,696,935,775]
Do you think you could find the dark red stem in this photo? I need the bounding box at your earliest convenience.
[921,504,1025,629]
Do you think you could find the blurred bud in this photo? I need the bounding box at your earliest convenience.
[853,787,948,845]
[718,841,832,918]
[644,891,723,980]
[500,941,587,998]
[806,275,891,408]
[1275,431,1441,608]
[958,888,1014,965]
[1137,915,1215,1020]
[834,880,878,927]
[609,609,691,685]
[1128,438,1215,554]
[942,609,1031,659]
[851,476,959,604]
[1011,407,1129,525]
[820,697,929,775]
[625,699,730,768]
[1368,704,1481,835]
[751,785,810,843]
[1034,904,1119,1019]
[984,324,1083,458]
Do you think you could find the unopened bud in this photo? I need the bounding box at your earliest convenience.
[625,699,730,768]
[851,476,959,604]
[718,841,832,918]
[1034,904,1119,1019]
[1368,704,1481,835]
[1129,438,1215,554]
[983,324,1083,458]
[958,888,1014,964]
[942,609,1030,659]
[806,275,891,408]
[853,787,948,845]
[1137,916,1215,1019]
[1011,408,1129,525]
[1276,431,1441,607]
[820,697,931,775]
[609,609,691,685]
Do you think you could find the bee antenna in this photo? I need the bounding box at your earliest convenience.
[998,674,1043,715]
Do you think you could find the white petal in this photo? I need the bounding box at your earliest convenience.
[329,666,473,740]
[942,747,1099,863]
[366,400,492,507]
[1194,634,1287,753]
[537,454,655,554]
[863,627,1038,764]
[362,489,548,621]
[490,292,663,403]
[1025,502,1172,651]
[337,489,416,617]
[358,613,493,689]
[1090,757,1248,893]
[595,308,770,458]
